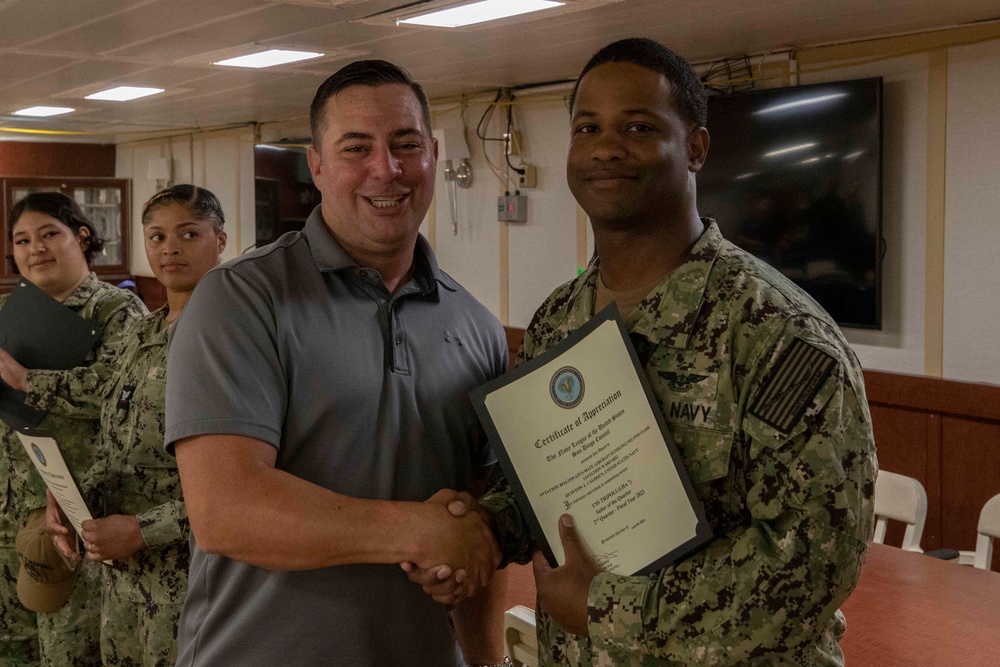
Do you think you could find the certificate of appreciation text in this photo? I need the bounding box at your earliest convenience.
[471,305,711,575]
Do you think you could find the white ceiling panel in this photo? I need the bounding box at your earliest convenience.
[0,0,145,48]
[39,60,161,94]
[89,65,229,89]
[170,4,356,48]
[0,0,996,138]
[30,0,273,56]
[0,53,79,89]
[280,20,415,50]
[95,33,227,66]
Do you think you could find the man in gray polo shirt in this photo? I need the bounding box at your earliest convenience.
[165,60,508,666]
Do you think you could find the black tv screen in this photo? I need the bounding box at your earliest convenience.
[698,77,882,329]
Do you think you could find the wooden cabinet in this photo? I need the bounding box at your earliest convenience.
[1,176,131,291]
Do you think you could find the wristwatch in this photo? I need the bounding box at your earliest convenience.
[468,657,513,667]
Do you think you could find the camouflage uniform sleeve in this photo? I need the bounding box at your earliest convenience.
[77,445,109,504]
[479,314,547,566]
[136,499,188,547]
[586,316,877,664]
[23,295,145,418]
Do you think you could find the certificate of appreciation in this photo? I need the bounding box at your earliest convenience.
[16,429,96,537]
[471,305,711,575]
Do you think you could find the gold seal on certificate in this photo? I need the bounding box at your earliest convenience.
[471,304,711,575]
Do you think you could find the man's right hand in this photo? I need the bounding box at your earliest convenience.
[403,490,497,604]
[45,489,80,562]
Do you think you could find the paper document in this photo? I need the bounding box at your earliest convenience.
[16,430,96,537]
[471,305,711,576]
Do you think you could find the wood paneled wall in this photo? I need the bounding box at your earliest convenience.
[503,327,1000,570]
[0,142,115,177]
[864,370,1000,569]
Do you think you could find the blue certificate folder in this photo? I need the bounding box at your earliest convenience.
[0,278,101,430]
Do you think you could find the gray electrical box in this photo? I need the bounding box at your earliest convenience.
[497,194,528,222]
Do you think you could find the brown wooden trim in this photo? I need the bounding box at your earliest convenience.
[1,177,131,283]
[0,143,115,178]
[863,369,1000,421]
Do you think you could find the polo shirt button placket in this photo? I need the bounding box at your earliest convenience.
[391,314,408,374]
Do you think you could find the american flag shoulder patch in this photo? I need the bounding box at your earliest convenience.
[749,338,837,433]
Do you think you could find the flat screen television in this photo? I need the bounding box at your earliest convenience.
[697,77,883,329]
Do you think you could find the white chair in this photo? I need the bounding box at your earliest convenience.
[873,470,927,553]
[504,605,538,667]
[970,493,1000,570]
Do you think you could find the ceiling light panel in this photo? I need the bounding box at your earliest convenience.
[358,0,624,30]
[86,86,165,101]
[175,41,364,72]
[13,106,75,117]
[214,49,325,69]
[400,0,564,28]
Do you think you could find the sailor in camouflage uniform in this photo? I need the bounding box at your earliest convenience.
[48,185,226,667]
[82,305,188,667]
[417,38,877,666]
[1,192,146,666]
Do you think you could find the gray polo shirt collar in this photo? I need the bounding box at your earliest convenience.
[302,207,458,294]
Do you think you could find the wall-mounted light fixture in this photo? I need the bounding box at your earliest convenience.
[434,128,473,235]
[444,159,473,188]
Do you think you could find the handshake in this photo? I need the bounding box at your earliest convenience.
[404,489,601,637]
[402,489,499,605]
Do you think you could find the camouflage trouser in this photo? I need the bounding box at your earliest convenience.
[36,553,101,667]
[0,546,40,666]
[100,569,181,667]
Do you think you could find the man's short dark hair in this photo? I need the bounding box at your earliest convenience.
[570,38,708,129]
[141,184,225,232]
[6,191,105,272]
[309,60,432,147]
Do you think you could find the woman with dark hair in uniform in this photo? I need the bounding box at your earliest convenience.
[0,191,146,665]
[48,184,227,667]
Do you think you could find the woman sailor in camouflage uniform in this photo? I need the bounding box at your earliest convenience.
[0,192,146,665]
[48,185,226,667]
